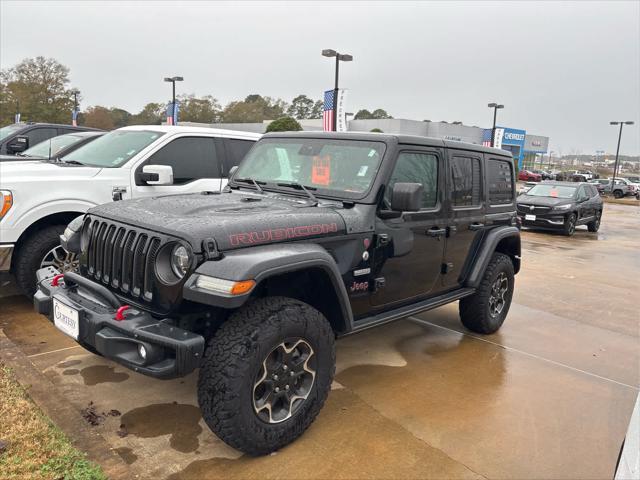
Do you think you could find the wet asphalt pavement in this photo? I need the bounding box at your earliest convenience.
[0,203,638,479]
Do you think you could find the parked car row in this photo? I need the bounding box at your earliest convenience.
[0,122,102,155]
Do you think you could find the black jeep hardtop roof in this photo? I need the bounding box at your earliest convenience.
[262,131,512,158]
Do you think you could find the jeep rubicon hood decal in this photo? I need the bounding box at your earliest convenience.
[87,191,347,252]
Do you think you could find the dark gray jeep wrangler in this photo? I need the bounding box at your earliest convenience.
[34,132,520,455]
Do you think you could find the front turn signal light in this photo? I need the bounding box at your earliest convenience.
[0,191,12,220]
[194,275,256,296]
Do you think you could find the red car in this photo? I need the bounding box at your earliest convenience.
[518,170,542,182]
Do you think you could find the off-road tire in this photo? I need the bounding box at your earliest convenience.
[563,213,577,236]
[459,252,514,334]
[197,296,335,456]
[613,189,623,199]
[14,225,65,296]
[587,210,602,232]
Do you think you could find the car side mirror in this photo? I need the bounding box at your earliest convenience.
[228,165,238,178]
[7,135,28,153]
[391,182,423,212]
[141,165,173,185]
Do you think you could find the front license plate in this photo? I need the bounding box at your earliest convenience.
[525,214,536,221]
[53,298,79,340]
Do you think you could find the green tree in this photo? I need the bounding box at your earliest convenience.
[354,109,373,120]
[310,100,323,119]
[266,116,303,133]
[222,94,287,123]
[83,106,115,130]
[0,56,79,125]
[109,107,131,128]
[371,109,392,119]
[354,108,393,120]
[286,94,314,119]
[130,102,165,125]
[177,94,221,123]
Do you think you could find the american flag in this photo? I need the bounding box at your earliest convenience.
[482,129,493,147]
[323,89,335,132]
[71,109,78,127]
[166,103,174,125]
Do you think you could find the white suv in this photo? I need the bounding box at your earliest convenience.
[0,125,260,295]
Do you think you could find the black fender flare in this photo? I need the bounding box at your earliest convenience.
[464,226,520,289]
[183,243,353,325]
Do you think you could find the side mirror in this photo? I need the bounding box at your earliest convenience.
[141,165,173,185]
[228,165,238,178]
[391,182,423,212]
[7,135,28,153]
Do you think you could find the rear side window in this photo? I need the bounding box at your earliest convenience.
[146,137,219,184]
[25,127,58,147]
[487,159,514,205]
[387,152,439,209]
[223,138,255,176]
[451,156,482,207]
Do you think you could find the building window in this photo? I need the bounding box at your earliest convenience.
[451,156,481,207]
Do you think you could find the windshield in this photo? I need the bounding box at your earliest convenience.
[527,184,576,198]
[63,130,164,167]
[20,133,82,158]
[0,124,24,141]
[233,138,386,199]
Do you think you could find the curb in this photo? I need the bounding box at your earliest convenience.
[0,329,138,479]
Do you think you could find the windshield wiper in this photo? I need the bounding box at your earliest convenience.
[61,159,85,165]
[234,177,266,193]
[276,182,318,204]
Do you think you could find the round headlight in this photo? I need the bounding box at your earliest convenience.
[170,245,191,278]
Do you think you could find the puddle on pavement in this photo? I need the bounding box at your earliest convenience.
[80,365,129,386]
[164,388,480,480]
[119,403,203,453]
[114,446,138,465]
[57,359,82,368]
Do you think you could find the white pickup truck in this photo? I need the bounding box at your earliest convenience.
[0,125,260,294]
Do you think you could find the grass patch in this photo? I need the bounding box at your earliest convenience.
[0,364,106,480]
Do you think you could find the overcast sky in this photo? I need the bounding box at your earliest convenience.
[1,0,639,155]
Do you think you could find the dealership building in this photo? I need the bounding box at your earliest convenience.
[183,117,549,169]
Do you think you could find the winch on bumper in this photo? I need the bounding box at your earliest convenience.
[33,266,205,379]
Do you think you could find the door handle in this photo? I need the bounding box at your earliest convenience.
[469,223,485,231]
[427,227,446,237]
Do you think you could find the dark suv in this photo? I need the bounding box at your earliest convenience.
[517,181,603,235]
[0,122,102,155]
[34,132,521,455]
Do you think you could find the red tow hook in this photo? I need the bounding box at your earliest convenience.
[115,305,131,321]
[51,274,64,287]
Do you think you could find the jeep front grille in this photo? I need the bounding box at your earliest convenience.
[82,217,162,302]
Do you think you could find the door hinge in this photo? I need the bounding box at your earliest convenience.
[441,263,454,274]
[203,237,223,260]
[374,277,386,290]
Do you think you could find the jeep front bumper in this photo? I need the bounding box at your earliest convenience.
[33,267,205,379]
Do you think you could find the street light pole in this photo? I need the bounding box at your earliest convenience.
[164,76,184,125]
[610,121,634,184]
[322,49,353,131]
[487,102,504,147]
